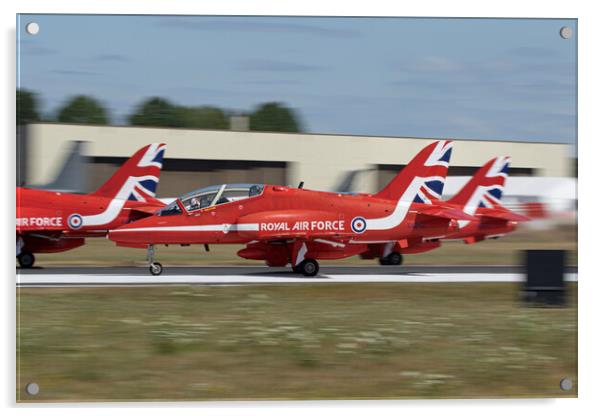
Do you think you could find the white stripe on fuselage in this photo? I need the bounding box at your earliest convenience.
[365,177,422,231]
[364,142,451,231]
[111,223,260,233]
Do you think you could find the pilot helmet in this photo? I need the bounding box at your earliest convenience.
[249,185,260,196]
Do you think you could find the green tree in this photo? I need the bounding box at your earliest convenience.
[57,95,109,125]
[128,97,178,127]
[174,106,229,130]
[249,102,302,133]
[16,89,40,125]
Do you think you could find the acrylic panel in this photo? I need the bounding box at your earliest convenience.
[16,14,577,402]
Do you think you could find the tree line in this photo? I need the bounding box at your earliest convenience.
[16,89,303,133]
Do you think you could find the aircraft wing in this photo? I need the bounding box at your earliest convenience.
[126,196,166,216]
[237,234,365,266]
[127,205,163,215]
[414,203,476,221]
[476,207,531,222]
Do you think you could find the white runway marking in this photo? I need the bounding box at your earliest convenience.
[17,273,578,287]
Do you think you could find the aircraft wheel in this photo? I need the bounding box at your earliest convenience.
[378,257,390,266]
[299,259,319,277]
[387,252,403,266]
[18,252,35,268]
[149,262,163,276]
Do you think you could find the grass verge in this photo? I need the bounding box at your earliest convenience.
[17,283,577,401]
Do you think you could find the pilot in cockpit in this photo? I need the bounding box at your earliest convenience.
[249,185,261,197]
[190,197,201,210]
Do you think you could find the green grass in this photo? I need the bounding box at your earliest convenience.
[17,283,577,402]
[31,225,577,267]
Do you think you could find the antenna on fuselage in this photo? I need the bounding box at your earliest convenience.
[298,181,304,189]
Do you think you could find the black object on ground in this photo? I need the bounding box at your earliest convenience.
[521,250,567,306]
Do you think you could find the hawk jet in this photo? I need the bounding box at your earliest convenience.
[16,143,166,268]
[109,140,477,276]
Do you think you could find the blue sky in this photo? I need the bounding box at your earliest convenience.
[17,15,577,145]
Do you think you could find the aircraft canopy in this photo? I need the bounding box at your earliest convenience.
[157,183,264,216]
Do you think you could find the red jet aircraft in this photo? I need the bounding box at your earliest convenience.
[444,156,530,243]
[109,140,477,276]
[358,156,530,264]
[16,143,166,268]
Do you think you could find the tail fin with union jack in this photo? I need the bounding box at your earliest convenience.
[90,143,166,202]
[373,140,452,204]
[447,156,509,212]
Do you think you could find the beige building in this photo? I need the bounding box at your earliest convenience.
[22,123,573,197]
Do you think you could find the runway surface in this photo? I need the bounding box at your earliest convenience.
[16,265,578,275]
[16,265,578,287]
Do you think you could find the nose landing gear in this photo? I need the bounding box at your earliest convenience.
[150,262,163,276]
[147,244,163,276]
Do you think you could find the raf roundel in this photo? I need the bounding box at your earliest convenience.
[67,213,83,230]
[351,216,367,234]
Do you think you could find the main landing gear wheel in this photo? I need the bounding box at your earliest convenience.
[298,259,319,277]
[18,252,35,268]
[149,262,163,276]
[379,252,403,266]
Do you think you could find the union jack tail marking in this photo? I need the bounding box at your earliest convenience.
[448,156,510,210]
[91,143,166,202]
[374,139,452,203]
